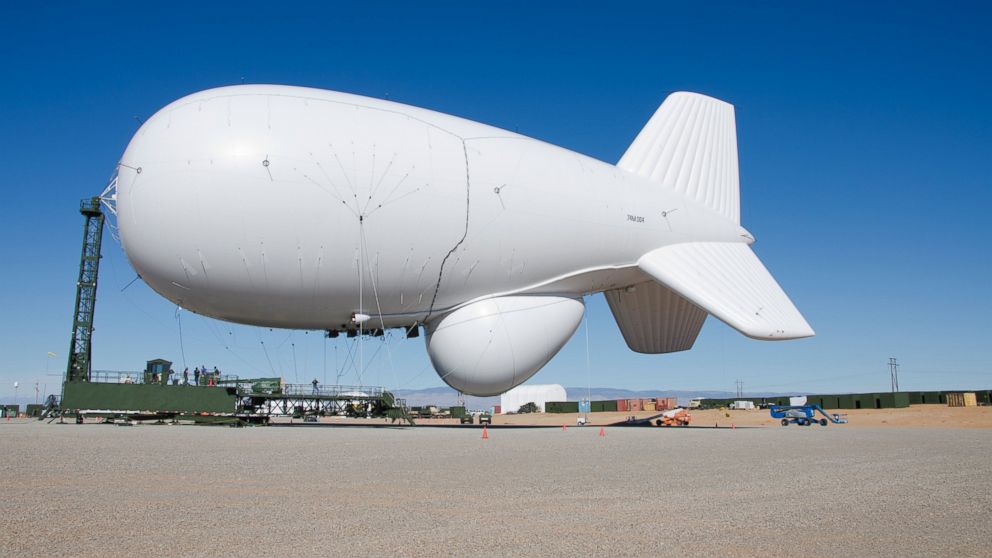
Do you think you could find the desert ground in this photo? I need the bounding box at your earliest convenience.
[2,410,990,557]
[391,404,992,429]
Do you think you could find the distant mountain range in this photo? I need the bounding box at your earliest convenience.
[391,386,797,409]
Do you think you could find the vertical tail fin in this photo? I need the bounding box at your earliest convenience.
[618,92,740,223]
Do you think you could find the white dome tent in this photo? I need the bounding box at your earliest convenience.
[499,384,567,414]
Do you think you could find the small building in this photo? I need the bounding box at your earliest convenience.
[500,384,566,413]
[144,358,173,384]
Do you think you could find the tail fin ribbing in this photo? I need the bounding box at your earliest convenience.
[618,92,740,223]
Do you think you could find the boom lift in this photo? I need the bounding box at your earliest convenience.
[770,404,848,426]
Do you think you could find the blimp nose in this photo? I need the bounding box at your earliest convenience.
[114,89,273,314]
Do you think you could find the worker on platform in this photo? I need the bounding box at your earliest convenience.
[183,367,189,385]
[194,367,201,386]
[312,378,319,394]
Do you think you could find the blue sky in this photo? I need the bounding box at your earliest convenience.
[1,1,989,403]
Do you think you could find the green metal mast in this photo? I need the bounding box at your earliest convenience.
[65,197,105,383]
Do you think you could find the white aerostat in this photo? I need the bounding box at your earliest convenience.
[115,85,812,396]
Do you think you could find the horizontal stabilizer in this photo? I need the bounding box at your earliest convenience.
[605,281,707,354]
[637,242,813,340]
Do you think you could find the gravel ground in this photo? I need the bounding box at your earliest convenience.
[1,420,989,557]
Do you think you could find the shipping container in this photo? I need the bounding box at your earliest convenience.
[946,392,977,407]
[545,401,579,413]
[617,399,629,412]
[643,401,656,411]
[591,400,616,413]
[904,391,944,405]
[493,405,501,414]
[655,397,677,410]
[628,399,643,412]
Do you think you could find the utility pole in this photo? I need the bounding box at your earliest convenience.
[735,379,743,399]
[889,357,899,393]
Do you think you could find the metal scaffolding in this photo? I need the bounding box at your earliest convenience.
[239,384,399,417]
[65,197,105,383]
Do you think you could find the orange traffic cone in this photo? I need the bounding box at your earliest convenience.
[562,424,567,432]
[598,427,605,437]
[732,423,736,430]
[482,426,488,440]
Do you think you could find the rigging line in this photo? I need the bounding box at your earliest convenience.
[365,186,421,218]
[118,284,175,332]
[336,335,358,384]
[291,342,298,383]
[176,307,188,369]
[364,168,408,215]
[202,318,266,375]
[356,336,390,378]
[259,340,276,376]
[362,155,398,214]
[391,360,437,391]
[313,157,350,206]
[331,149,360,204]
[301,173,359,217]
[120,274,141,292]
[273,329,294,350]
[358,217,365,386]
[584,309,591,404]
[424,139,472,323]
[360,143,377,215]
[300,172,347,204]
[323,335,327,385]
[386,332,398,391]
[359,224,400,389]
